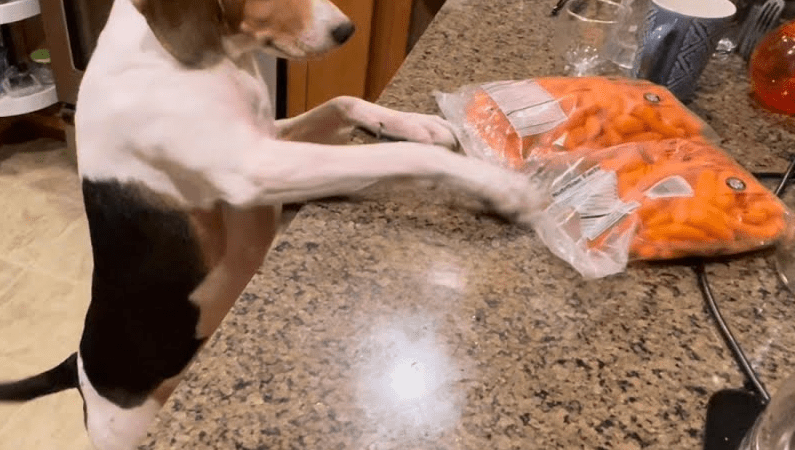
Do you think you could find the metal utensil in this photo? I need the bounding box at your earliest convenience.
[737,0,785,60]
[551,0,571,16]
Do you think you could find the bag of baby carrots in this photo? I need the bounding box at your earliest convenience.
[522,139,794,277]
[434,76,720,166]
[435,77,795,278]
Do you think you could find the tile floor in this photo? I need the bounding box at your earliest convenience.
[0,130,93,449]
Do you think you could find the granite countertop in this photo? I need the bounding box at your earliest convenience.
[141,0,795,448]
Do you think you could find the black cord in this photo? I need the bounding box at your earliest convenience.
[696,154,795,404]
[695,264,771,403]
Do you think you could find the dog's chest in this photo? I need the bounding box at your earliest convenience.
[188,203,280,339]
[188,204,277,270]
[229,58,275,130]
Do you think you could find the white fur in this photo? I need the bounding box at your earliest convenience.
[78,355,161,450]
[298,0,350,53]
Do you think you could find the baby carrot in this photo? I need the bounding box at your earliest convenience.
[642,209,673,229]
[633,243,660,259]
[565,126,588,149]
[685,203,735,241]
[613,114,646,136]
[672,201,689,224]
[694,170,718,202]
[730,215,786,240]
[646,223,713,242]
[597,126,624,148]
[740,208,770,225]
[624,132,665,143]
[584,115,602,142]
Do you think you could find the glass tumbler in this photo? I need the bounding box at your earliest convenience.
[553,0,627,76]
[604,0,651,75]
[738,372,795,450]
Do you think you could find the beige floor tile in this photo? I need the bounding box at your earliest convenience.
[0,389,91,450]
[9,217,94,284]
[0,403,20,433]
[0,267,89,369]
[0,182,87,275]
[25,162,82,199]
[0,141,91,449]
[0,259,25,306]
[0,139,76,186]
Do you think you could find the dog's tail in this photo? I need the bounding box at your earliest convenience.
[0,353,79,401]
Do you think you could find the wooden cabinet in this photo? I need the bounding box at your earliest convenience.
[287,0,415,116]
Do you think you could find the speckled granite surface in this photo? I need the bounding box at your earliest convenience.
[141,0,795,449]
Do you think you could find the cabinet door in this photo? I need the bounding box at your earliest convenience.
[287,0,374,116]
[366,0,413,101]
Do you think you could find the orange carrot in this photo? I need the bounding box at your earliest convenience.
[613,114,646,136]
[645,223,713,242]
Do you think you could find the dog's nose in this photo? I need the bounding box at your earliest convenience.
[331,22,356,45]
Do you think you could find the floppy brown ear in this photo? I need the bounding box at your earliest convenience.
[219,0,244,30]
[134,0,226,67]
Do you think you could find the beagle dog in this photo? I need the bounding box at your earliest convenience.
[0,0,544,449]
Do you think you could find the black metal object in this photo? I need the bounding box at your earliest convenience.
[704,388,767,450]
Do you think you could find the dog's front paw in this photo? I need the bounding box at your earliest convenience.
[377,112,460,151]
[481,171,550,226]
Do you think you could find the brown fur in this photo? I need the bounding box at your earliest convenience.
[189,207,227,270]
[134,0,227,67]
[134,0,316,67]
[239,0,313,42]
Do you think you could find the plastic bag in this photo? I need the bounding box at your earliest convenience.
[435,76,719,166]
[435,77,794,278]
[526,139,793,277]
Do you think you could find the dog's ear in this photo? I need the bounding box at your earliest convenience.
[219,0,245,30]
[133,0,229,67]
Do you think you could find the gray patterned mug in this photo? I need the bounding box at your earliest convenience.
[632,0,736,101]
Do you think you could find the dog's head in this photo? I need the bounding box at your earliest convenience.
[132,0,355,67]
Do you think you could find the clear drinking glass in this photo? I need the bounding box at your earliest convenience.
[604,0,651,75]
[738,372,795,450]
[553,0,628,76]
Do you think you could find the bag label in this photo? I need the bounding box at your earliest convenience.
[645,175,694,199]
[549,161,640,241]
[482,80,568,137]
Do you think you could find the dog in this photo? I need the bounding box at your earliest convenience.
[0,0,544,449]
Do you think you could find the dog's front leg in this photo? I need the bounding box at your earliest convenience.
[276,96,458,150]
[204,140,546,224]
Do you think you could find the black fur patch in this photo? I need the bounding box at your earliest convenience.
[80,179,207,408]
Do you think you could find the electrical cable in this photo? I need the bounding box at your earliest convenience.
[695,263,771,403]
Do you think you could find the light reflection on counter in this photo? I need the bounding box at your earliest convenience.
[428,265,466,291]
[390,359,428,400]
[354,314,466,442]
